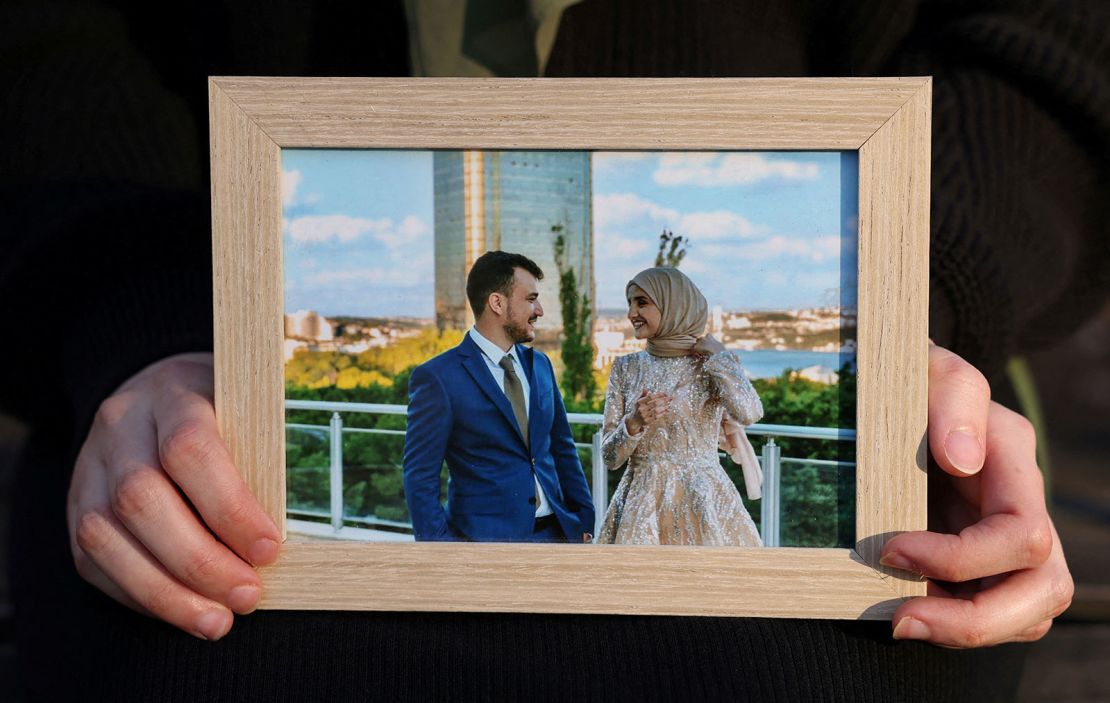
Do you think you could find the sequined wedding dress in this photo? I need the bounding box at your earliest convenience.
[597,350,764,546]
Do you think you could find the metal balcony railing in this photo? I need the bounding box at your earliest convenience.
[285,399,856,546]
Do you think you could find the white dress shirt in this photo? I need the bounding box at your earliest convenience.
[468,327,552,518]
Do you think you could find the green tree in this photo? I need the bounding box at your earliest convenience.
[733,361,858,547]
[355,327,464,376]
[654,229,689,267]
[284,327,462,525]
[552,225,596,403]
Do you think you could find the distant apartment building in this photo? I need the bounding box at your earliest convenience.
[726,315,752,330]
[593,330,625,369]
[710,305,724,336]
[285,309,334,341]
[433,151,594,348]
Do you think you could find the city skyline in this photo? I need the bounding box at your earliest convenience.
[282,149,856,319]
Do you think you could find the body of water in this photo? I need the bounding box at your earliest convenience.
[735,349,854,379]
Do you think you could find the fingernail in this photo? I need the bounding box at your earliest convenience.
[879,552,917,573]
[248,538,279,565]
[228,585,261,614]
[196,610,231,641]
[944,428,983,475]
[893,616,931,641]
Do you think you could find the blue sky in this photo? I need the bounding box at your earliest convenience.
[282,149,855,317]
[592,151,854,311]
[282,149,435,318]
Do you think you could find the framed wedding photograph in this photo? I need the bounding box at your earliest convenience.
[210,77,930,618]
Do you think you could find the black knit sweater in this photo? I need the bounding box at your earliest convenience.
[2,1,1106,700]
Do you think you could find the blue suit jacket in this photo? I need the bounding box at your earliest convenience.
[402,333,595,542]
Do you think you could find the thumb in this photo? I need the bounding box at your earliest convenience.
[928,342,990,476]
[639,388,649,398]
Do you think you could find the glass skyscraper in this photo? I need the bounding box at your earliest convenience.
[433,150,594,349]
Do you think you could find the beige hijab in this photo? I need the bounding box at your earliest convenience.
[627,267,707,357]
[627,268,763,500]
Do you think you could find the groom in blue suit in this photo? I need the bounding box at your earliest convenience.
[403,251,595,542]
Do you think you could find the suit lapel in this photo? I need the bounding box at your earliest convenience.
[458,335,527,447]
[519,344,544,445]
[518,343,536,387]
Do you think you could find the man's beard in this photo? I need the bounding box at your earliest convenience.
[503,306,537,343]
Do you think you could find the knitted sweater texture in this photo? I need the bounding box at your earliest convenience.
[2,1,1105,700]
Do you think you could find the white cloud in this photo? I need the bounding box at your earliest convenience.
[653,153,820,187]
[282,170,323,209]
[735,235,841,263]
[287,214,388,244]
[594,193,679,230]
[375,215,430,249]
[610,236,651,258]
[304,267,427,288]
[677,210,762,240]
[286,214,431,249]
[693,234,840,264]
[282,169,302,207]
[595,194,769,245]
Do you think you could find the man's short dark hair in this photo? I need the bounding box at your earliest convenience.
[466,251,544,319]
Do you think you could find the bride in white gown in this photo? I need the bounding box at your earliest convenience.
[596,267,765,546]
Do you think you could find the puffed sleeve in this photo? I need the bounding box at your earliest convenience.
[600,355,644,470]
[704,351,764,425]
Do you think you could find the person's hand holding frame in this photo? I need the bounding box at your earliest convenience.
[64,77,1071,645]
[881,341,1073,645]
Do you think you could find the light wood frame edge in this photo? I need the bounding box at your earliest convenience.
[210,77,930,620]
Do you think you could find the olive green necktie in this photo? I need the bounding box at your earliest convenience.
[499,354,529,448]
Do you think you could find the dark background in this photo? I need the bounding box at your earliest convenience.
[1,0,1107,699]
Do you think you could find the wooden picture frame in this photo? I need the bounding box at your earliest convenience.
[210,77,930,619]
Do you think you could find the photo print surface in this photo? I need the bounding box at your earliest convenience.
[282,149,858,547]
